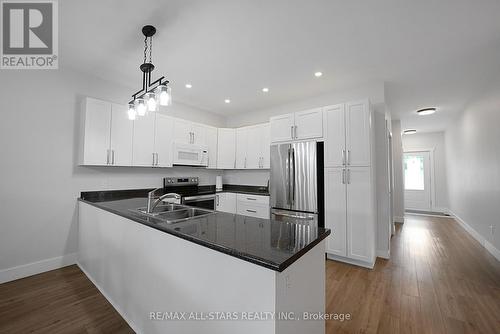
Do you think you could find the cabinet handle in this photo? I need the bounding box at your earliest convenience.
[290,126,294,139]
[192,132,195,144]
[342,149,346,165]
[111,150,115,165]
[106,149,110,165]
[216,195,219,206]
[346,150,350,165]
[152,153,156,166]
[246,209,257,213]
[294,125,298,139]
[347,169,351,184]
[244,157,247,168]
[155,153,159,166]
[246,197,257,201]
[342,169,346,184]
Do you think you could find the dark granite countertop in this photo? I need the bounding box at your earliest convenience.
[78,196,330,272]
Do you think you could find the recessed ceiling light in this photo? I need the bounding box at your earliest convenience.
[224,99,231,104]
[403,129,417,135]
[185,83,192,88]
[314,71,323,77]
[262,87,269,93]
[416,107,436,115]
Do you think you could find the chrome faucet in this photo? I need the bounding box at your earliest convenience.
[146,188,181,214]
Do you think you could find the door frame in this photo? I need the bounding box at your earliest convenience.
[403,148,436,212]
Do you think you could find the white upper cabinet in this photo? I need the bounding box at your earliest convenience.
[173,119,207,146]
[345,100,371,166]
[270,113,294,142]
[233,123,270,170]
[260,123,271,169]
[154,114,174,167]
[324,104,346,167]
[217,128,236,169]
[132,112,156,167]
[270,108,323,143]
[80,98,133,166]
[205,126,218,169]
[294,108,323,140]
[235,127,248,169]
[110,103,133,166]
[81,98,112,165]
[173,118,193,144]
[191,123,207,146]
[324,100,371,168]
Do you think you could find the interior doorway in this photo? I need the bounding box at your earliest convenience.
[403,151,432,211]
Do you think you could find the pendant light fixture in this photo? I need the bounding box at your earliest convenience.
[128,25,171,120]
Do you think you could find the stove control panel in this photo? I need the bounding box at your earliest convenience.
[164,176,199,187]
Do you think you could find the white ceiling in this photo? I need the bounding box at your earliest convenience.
[60,0,500,132]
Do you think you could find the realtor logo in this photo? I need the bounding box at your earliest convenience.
[1,0,58,69]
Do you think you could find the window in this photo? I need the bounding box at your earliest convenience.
[404,155,425,190]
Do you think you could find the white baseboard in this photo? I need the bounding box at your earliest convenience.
[77,262,142,334]
[326,253,375,269]
[376,249,390,259]
[450,210,500,262]
[432,207,449,214]
[394,216,404,223]
[0,253,77,284]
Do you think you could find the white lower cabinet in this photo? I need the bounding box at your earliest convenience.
[325,166,375,267]
[236,194,270,219]
[215,192,237,214]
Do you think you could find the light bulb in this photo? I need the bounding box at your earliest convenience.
[127,103,136,120]
[135,98,146,116]
[156,84,172,106]
[145,92,157,111]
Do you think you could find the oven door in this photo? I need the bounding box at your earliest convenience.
[182,194,216,210]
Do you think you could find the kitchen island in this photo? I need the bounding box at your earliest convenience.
[78,194,330,334]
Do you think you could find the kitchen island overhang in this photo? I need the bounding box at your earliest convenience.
[78,196,330,334]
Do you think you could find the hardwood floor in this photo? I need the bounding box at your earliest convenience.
[0,214,499,333]
[326,214,500,334]
[0,265,133,333]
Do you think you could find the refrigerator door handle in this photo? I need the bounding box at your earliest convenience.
[291,147,296,205]
[287,146,291,205]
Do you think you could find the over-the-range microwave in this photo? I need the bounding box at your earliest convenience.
[172,142,209,167]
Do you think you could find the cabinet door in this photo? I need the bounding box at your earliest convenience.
[82,98,111,165]
[324,168,347,256]
[217,128,236,169]
[205,126,218,169]
[324,104,346,167]
[110,103,133,166]
[132,112,156,166]
[346,167,373,262]
[270,113,294,143]
[216,192,237,213]
[346,100,371,166]
[294,108,323,140]
[260,123,271,169]
[173,118,192,144]
[246,126,262,169]
[235,127,248,169]
[192,123,207,145]
[154,114,174,167]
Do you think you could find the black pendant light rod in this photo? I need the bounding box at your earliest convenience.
[128,25,170,104]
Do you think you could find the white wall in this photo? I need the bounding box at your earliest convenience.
[226,81,385,127]
[0,68,224,276]
[391,120,405,222]
[403,131,449,212]
[445,86,500,256]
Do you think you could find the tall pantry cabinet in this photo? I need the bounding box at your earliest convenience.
[323,100,376,268]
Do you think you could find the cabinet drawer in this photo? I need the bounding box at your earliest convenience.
[236,202,270,219]
[236,193,269,205]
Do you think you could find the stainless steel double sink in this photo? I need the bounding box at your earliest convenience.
[133,204,215,224]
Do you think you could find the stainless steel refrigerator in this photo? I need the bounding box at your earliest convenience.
[270,141,324,226]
